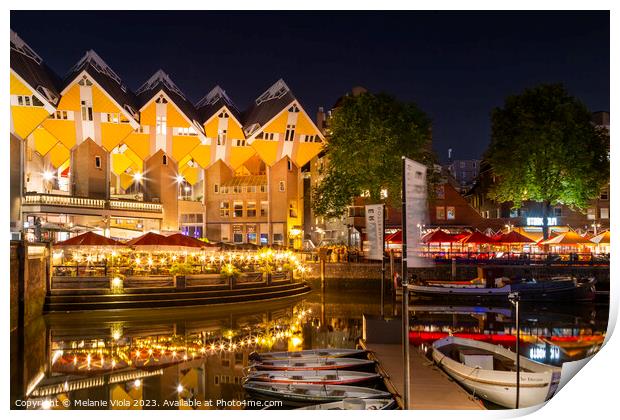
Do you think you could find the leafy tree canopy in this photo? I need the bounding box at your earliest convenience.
[486,84,609,237]
[312,92,434,218]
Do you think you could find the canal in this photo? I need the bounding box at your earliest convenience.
[11,285,608,410]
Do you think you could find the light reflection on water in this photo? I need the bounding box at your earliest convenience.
[15,288,608,409]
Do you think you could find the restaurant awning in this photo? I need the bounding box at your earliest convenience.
[421,229,458,244]
[493,231,536,244]
[55,231,122,247]
[590,231,610,244]
[459,231,495,244]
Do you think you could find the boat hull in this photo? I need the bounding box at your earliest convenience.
[432,336,561,409]
[252,357,375,372]
[295,398,396,410]
[246,370,380,385]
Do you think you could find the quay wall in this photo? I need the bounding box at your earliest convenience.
[304,262,609,288]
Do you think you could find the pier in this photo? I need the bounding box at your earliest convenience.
[360,316,485,410]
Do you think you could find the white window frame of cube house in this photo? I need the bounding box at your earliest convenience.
[156,116,166,134]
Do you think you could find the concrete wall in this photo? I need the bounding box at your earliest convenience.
[144,150,178,231]
[71,138,108,199]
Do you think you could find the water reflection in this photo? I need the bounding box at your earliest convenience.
[14,288,608,409]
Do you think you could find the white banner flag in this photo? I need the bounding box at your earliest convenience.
[365,204,384,261]
[403,158,429,267]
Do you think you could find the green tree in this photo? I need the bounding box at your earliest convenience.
[312,92,434,218]
[486,84,609,239]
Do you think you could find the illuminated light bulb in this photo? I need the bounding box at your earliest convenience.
[111,251,118,257]
[177,384,184,393]
[200,347,206,354]
[231,344,237,350]
[134,379,141,388]
[160,258,166,264]
[42,171,54,181]
[200,255,206,261]
[172,255,177,261]
[172,351,177,357]
[133,172,143,182]
[176,175,184,183]
[135,257,141,265]
[183,354,188,361]
[148,348,153,355]
[147,258,153,266]
[210,344,216,351]
[112,359,116,368]
[73,356,77,365]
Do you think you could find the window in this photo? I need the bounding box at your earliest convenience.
[233,201,243,217]
[217,130,227,145]
[218,111,229,119]
[81,101,93,121]
[260,201,269,217]
[553,207,562,217]
[214,376,219,385]
[162,155,168,165]
[247,201,257,217]
[16,95,43,107]
[600,208,609,219]
[220,186,229,194]
[260,185,267,193]
[285,124,295,141]
[587,207,596,220]
[95,156,102,169]
[273,233,283,244]
[135,125,149,134]
[78,76,93,86]
[278,181,285,192]
[235,139,246,147]
[235,353,244,366]
[233,225,243,243]
[287,160,293,171]
[214,184,219,194]
[435,185,445,199]
[289,202,298,218]
[436,206,445,220]
[176,126,197,136]
[51,110,69,120]
[600,189,609,200]
[155,95,168,104]
[260,233,268,245]
[247,185,256,193]
[219,201,230,217]
[447,206,456,220]
[302,134,315,143]
[103,113,120,123]
[233,186,242,194]
[156,116,166,134]
[288,104,300,113]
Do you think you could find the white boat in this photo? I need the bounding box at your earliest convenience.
[243,381,391,405]
[252,348,366,360]
[245,370,380,385]
[251,357,375,371]
[432,336,561,408]
[296,398,396,410]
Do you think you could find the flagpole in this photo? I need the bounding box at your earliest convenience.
[401,156,410,409]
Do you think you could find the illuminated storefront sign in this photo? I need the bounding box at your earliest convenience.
[526,217,557,226]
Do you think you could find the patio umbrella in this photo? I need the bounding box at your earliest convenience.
[590,231,610,245]
[385,230,402,244]
[421,229,458,255]
[493,231,535,244]
[459,231,495,244]
[55,231,122,247]
[165,233,216,249]
[541,231,593,246]
[125,232,193,252]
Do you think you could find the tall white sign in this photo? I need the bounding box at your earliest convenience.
[403,158,429,267]
[365,204,384,261]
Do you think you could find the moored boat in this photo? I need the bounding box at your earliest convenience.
[432,336,561,408]
[245,370,381,385]
[251,357,375,371]
[410,277,595,302]
[295,398,396,410]
[243,381,391,406]
[251,348,367,360]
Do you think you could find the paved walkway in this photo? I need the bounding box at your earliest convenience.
[363,342,484,410]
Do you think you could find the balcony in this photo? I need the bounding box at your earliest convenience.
[23,193,163,214]
[109,200,162,213]
[23,194,105,209]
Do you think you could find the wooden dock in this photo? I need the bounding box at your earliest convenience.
[361,341,485,410]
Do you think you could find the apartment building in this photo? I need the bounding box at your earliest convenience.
[9,31,325,247]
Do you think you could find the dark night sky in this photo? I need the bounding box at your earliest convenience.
[11,11,609,162]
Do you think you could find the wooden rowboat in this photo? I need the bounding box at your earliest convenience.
[295,398,396,410]
[243,381,391,406]
[245,370,381,385]
[250,357,375,371]
[432,336,561,408]
[252,348,367,360]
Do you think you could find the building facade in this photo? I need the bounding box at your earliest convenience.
[10,31,325,247]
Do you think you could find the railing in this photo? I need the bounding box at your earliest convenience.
[109,200,162,213]
[23,194,162,213]
[23,194,105,209]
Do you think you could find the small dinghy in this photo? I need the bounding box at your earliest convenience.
[432,336,561,408]
[296,398,396,410]
[243,381,391,406]
[251,357,375,371]
[245,370,381,385]
[251,348,366,360]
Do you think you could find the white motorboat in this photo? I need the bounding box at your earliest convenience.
[252,348,367,360]
[432,336,561,408]
[251,357,375,371]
